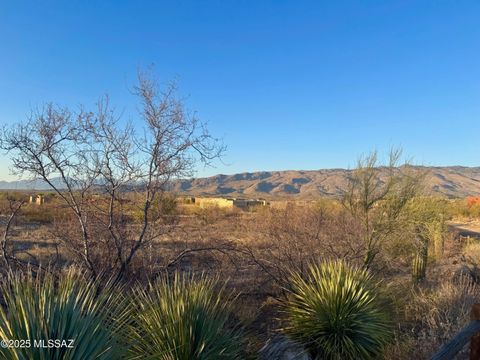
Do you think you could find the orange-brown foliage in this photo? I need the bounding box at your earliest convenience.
[467,196,480,208]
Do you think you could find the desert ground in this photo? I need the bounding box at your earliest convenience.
[1,190,480,359]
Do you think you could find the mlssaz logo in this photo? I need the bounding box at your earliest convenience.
[33,339,75,348]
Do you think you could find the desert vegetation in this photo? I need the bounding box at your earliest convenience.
[285,261,391,360]
[0,180,478,359]
[0,73,478,359]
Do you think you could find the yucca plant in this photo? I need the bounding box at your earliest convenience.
[0,268,130,360]
[285,260,391,360]
[127,272,244,360]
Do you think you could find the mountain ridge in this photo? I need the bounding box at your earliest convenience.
[1,166,480,199]
[171,166,480,199]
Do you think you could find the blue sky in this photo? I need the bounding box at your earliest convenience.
[0,1,479,180]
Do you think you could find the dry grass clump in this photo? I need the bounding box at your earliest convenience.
[387,277,480,359]
[463,238,480,267]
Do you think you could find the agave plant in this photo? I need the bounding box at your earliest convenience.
[285,260,391,360]
[0,268,130,360]
[127,272,244,360]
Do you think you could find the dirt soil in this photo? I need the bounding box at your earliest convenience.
[449,219,480,239]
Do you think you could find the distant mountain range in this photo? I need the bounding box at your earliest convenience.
[171,166,480,199]
[0,178,66,191]
[2,166,480,199]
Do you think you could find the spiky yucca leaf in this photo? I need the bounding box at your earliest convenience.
[0,269,130,360]
[285,261,391,360]
[127,272,244,360]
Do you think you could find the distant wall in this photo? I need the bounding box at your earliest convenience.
[194,197,269,210]
[29,194,45,205]
[232,199,268,209]
[195,197,234,209]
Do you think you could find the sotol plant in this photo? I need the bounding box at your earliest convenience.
[127,272,244,360]
[285,261,391,360]
[0,269,130,360]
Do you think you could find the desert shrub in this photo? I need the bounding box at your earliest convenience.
[285,260,392,360]
[159,194,178,216]
[0,268,130,360]
[20,204,57,224]
[127,272,244,360]
[198,205,232,225]
[0,192,27,215]
[248,204,363,288]
[463,237,480,267]
[468,203,480,218]
[387,277,480,359]
[466,197,480,217]
[448,197,480,219]
[130,193,179,223]
[407,198,449,280]
[381,197,450,280]
[342,150,426,269]
[408,278,479,343]
[314,198,342,214]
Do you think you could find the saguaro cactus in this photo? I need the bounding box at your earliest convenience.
[412,231,428,282]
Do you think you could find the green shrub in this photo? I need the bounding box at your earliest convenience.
[127,272,244,360]
[285,260,392,360]
[0,269,130,360]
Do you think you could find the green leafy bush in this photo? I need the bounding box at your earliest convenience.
[0,269,130,360]
[285,260,391,360]
[127,272,244,360]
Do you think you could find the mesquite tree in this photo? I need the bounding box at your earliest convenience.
[342,149,426,269]
[0,70,224,278]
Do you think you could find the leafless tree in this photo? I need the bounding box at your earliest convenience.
[0,195,25,269]
[0,106,100,275]
[0,70,224,278]
[244,202,363,290]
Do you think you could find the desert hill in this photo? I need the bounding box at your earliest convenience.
[172,166,480,199]
[1,166,479,199]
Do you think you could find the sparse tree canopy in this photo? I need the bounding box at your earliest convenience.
[342,149,427,269]
[0,70,225,277]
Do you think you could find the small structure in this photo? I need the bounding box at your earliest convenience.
[29,194,44,205]
[231,198,268,209]
[195,197,235,209]
[194,197,269,210]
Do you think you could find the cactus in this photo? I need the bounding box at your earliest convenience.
[412,232,428,282]
[412,251,427,282]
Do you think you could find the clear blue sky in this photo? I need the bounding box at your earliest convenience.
[1,1,479,180]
